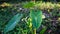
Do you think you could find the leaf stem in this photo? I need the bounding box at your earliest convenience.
[33,28,36,34]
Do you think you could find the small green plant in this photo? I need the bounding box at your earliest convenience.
[30,9,42,34]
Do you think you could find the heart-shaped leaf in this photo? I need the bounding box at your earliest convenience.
[4,13,23,33]
[30,10,42,29]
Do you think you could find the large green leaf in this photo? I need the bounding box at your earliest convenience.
[4,13,23,33]
[30,10,42,29]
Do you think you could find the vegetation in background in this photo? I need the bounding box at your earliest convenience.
[0,1,60,34]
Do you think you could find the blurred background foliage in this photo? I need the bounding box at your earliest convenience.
[0,0,60,34]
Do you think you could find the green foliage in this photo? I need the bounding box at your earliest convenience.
[23,2,35,8]
[4,13,23,33]
[0,1,60,34]
[40,26,47,34]
[30,10,42,29]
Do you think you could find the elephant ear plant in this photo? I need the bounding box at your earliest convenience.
[4,13,23,34]
[30,9,42,34]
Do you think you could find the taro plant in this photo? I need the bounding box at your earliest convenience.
[30,9,42,34]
